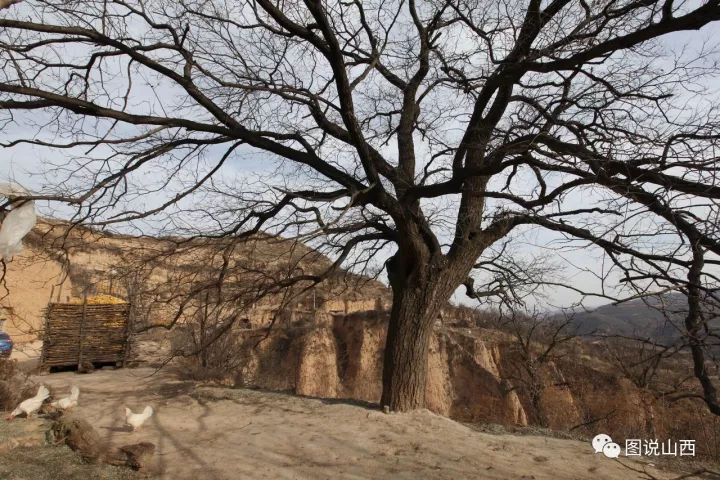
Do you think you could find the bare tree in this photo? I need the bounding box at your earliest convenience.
[681,246,720,414]
[489,309,576,427]
[2,0,720,411]
[602,336,671,390]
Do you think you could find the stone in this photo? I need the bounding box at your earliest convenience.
[77,360,95,374]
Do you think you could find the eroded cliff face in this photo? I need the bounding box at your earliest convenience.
[227,313,711,447]
[233,314,531,426]
[7,221,714,451]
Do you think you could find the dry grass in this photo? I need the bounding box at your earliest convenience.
[0,445,140,480]
[465,421,587,441]
[0,358,37,411]
[0,417,140,480]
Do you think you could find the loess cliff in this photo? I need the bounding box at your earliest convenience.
[3,219,718,461]
[211,313,718,459]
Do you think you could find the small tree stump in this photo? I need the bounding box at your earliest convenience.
[52,413,102,462]
[106,442,156,470]
[52,414,158,473]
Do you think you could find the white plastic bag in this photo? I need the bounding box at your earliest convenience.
[0,184,37,260]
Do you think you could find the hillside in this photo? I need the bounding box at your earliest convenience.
[5,366,679,480]
[4,220,720,469]
[175,312,716,461]
[573,293,720,345]
[0,218,391,342]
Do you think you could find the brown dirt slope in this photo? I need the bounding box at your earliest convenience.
[216,315,719,461]
[27,367,682,480]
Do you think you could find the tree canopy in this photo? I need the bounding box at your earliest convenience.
[2,0,720,410]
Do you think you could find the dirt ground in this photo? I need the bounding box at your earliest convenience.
[8,340,42,372]
[0,367,692,480]
[0,415,137,480]
[1,441,137,480]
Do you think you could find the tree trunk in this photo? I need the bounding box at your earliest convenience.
[380,253,446,411]
[381,288,440,410]
[529,383,547,428]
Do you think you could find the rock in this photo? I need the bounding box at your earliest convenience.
[77,360,95,374]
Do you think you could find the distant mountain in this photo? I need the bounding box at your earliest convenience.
[572,293,719,345]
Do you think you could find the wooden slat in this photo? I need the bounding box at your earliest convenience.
[40,302,131,368]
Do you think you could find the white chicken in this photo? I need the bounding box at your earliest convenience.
[124,406,153,431]
[7,385,50,420]
[49,386,79,410]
